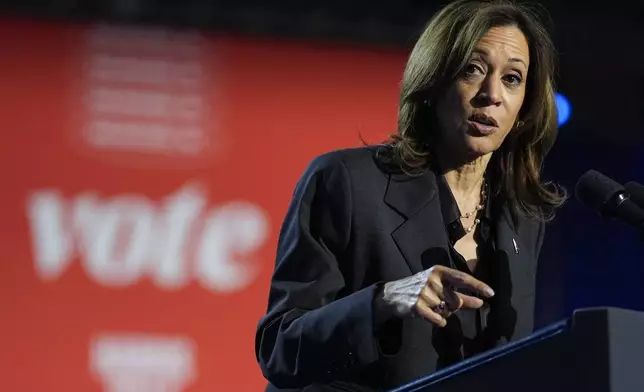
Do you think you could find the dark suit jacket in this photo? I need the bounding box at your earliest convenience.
[255,146,545,391]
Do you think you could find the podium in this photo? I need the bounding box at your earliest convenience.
[389,307,644,392]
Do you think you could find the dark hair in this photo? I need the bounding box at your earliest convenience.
[386,0,566,221]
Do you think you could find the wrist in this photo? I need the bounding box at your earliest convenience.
[373,283,396,327]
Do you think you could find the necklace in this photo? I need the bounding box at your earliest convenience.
[460,182,486,233]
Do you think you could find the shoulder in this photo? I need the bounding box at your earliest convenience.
[306,145,383,169]
[302,145,390,182]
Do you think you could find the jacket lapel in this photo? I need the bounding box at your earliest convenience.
[383,168,534,298]
[487,206,536,339]
[494,207,533,298]
[384,170,452,274]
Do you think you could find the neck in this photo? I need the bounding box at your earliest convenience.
[436,152,492,201]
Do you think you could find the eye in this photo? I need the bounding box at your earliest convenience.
[464,64,484,76]
[504,74,523,86]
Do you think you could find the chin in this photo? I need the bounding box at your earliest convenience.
[464,137,501,157]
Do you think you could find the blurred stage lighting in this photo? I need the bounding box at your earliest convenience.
[555,92,571,126]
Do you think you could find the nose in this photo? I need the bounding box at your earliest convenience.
[474,75,502,107]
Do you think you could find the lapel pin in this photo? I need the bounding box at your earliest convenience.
[512,238,519,254]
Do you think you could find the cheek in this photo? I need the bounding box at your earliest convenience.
[509,91,526,119]
[501,96,525,130]
[437,87,469,124]
[498,127,514,143]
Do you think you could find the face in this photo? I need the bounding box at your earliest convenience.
[434,25,529,161]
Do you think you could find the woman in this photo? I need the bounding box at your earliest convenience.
[255,0,566,390]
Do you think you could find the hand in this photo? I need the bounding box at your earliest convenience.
[382,265,495,327]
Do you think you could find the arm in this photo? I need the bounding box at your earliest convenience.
[255,154,380,388]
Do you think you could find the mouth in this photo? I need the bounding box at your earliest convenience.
[468,113,498,127]
[467,113,498,135]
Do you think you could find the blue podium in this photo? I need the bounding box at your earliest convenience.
[390,308,644,392]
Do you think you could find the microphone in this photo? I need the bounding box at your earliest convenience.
[625,182,644,208]
[575,170,644,232]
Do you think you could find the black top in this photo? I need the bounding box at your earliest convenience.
[256,146,545,392]
[373,171,500,368]
[434,173,497,364]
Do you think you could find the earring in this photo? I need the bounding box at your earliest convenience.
[422,99,431,107]
[515,120,524,129]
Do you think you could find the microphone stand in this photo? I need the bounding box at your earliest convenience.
[610,192,644,243]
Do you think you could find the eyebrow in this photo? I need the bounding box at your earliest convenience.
[472,49,528,69]
[508,57,528,68]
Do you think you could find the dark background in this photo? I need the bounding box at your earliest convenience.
[3,0,643,327]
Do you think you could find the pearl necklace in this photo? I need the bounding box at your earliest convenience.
[460,184,486,233]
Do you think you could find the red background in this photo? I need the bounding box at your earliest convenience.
[0,19,405,391]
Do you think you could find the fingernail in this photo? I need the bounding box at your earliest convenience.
[484,287,495,297]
